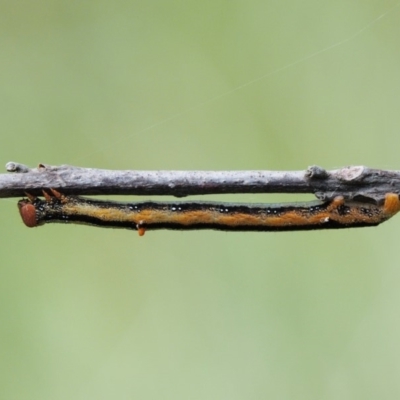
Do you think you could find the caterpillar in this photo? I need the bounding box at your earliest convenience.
[17,189,400,236]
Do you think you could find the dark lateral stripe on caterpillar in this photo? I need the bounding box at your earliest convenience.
[17,189,400,235]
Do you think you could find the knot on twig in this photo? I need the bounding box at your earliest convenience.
[305,165,328,179]
[335,166,365,181]
[5,162,31,173]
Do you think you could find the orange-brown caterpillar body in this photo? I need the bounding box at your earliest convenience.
[17,190,400,235]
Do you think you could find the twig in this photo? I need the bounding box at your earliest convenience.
[1,162,400,202]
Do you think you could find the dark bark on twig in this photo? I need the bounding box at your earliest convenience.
[1,162,400,203]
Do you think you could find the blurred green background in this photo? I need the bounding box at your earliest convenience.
[1,1,400,399]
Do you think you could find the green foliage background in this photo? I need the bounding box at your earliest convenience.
[1,1,400,399]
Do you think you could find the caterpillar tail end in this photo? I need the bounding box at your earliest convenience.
[383,193,400,216]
